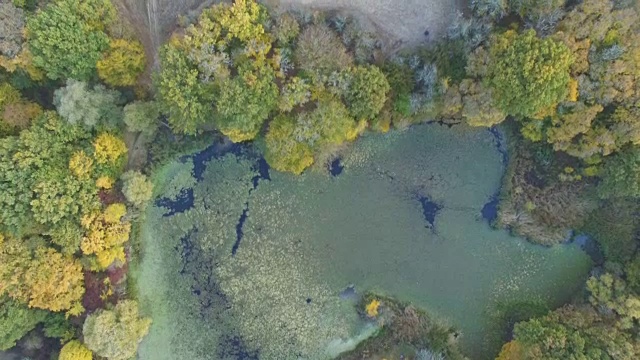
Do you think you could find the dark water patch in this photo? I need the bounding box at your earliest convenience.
[232,206,249,256]
[233,157,271,256]
[306,298,312,304]
[488,127,508,165]
[156,188,194,217]
[174,228,229,316]
[571,234,605,265]
[339,284,360,302]
[330,158,344,176]
[218,335,260,360]
[482,194,500,224]
[416,195,442,228]
[190,140,245,181]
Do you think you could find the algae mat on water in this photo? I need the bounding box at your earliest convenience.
[135,124,592,360]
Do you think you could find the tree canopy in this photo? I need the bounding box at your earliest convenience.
[83,300,151,360]
[486,29,573,118]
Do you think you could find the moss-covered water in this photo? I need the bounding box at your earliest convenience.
[135,124,592,359]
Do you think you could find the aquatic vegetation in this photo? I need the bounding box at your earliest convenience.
[137,124,591,359]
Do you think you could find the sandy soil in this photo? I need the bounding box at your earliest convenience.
[267,0,467,49]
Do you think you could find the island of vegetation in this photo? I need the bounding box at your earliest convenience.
[0,0,639,359]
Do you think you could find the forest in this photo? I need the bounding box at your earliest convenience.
[0,0,639,359]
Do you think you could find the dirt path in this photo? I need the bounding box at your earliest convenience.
[115,0,467,70]
[267,0,467,48]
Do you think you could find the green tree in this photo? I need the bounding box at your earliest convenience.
[597,149,640,199]
[97,39,146,87]
[0,111,98,234]
[54,80,123,130]
[46,219,84,255]
[123,101,159,137]
[294,95,361,148]
[514,305,639,359]
[216,62,278,142]
[83,300,151,360]
[345,65,390,120]
[26,0,111,80]
[0,295,46,350]
[120,171,154,209]
[155,44,213,135]
[265,115,314,174]
[487,29,573,118]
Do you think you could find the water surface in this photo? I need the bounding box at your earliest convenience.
[136,124,592,359]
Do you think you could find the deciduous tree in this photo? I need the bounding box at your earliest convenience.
[487,29,573,118]
[0,295,46,351]
[120,171,153,209]
[345,65,390,120]
[122,101,159,137]
[0,235,84,313]
[265,115,314,174]
[59,340,93,360]
[97,39,146,87]
[54,80,123,130]
[83,300,151,360]
[26,0,111,80]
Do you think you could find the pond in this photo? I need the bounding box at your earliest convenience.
[134,124,592,360]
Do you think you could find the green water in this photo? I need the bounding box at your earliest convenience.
[135,124,592,359]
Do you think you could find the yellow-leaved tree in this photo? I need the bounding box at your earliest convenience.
[93,133,127,165]
[80,204,130,269]
[0,235,84,314]
[59,340,93,360]
[97,39,146,87]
